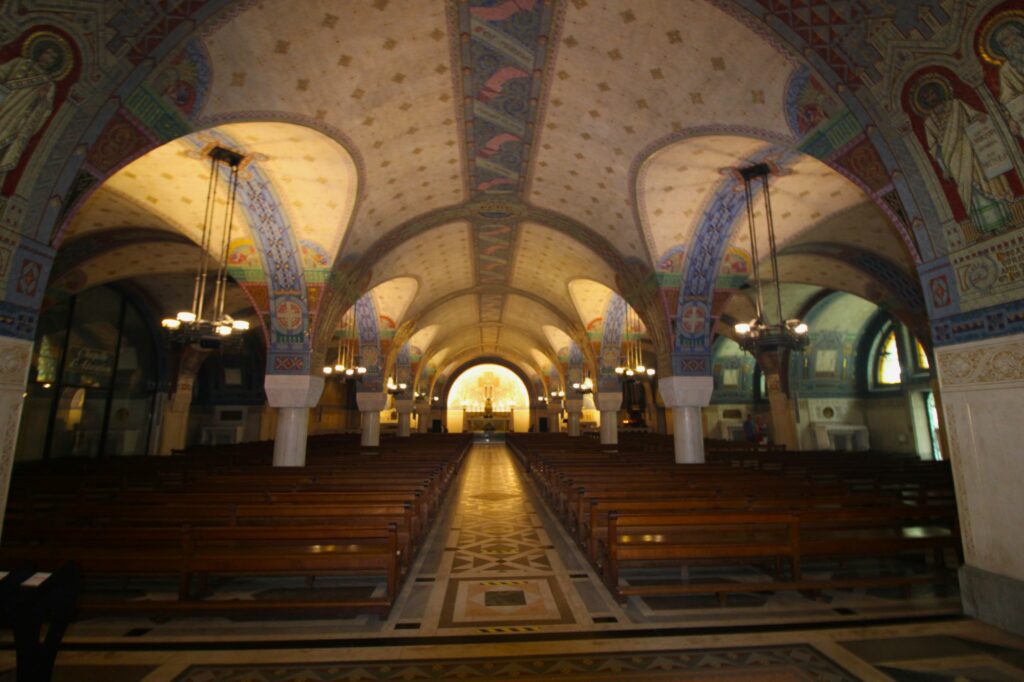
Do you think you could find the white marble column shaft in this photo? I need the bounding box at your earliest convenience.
[658,376,713,464]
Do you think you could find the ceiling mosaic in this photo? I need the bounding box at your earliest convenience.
[200,0,464,254]
[50,0,931,382]
[528,0,794,260]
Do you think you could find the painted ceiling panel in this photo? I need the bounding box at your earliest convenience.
[408,325,439,356]
[202,0,464,255]
[729,155,887,258]
[68,123,355,267]
[530,348,553,374]
[529,0,793,259]
[542,325,573,358]
[510,222,617,320]
[502,294,565,340]
[568,279,615,332]
[375,222,474,321]
[370,277,418,329]
[641,136,768,265]
[51,242,210,294]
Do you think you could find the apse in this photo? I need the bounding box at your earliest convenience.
[446,363,530,434]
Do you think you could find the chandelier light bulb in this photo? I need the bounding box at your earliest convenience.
[161,318,181,330]
[334,363,345,372]
[734,322,751,335]
[177,311,197,323]
[345,368,355,376]
[614,366,624,374]
[215,324,232,336]
[323,366,333,375]
[646,368,656,376]
[635,364,645,373]
[357,366,367,374]
[231,319,250,331]
[399,382,407,390]
[625,369,635,377]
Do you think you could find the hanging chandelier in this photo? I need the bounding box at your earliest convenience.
[571,374,594,395]
[161,146,250,343]
[322,307,367,378]
[733,163,809,354]
[615,305,656,378]
[386,376,408,395]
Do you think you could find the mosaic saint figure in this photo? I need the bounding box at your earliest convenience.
[981,13,1024,135]
[913,75,1013,231]
[0,32,73,185]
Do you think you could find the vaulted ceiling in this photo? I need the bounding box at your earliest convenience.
[56,0,921,388]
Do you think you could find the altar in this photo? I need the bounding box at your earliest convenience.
[465,411,513,432]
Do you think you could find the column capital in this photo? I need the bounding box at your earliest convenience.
[265,374,324,408]
[356,391,387,412]
[658,375,713,408]
[595,391,622,412]
[564,397,583,413]
[394,398,414,414]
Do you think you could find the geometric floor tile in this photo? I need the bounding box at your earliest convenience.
[171,645,861,681]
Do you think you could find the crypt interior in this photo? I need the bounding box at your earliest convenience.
[0,1,1023,680]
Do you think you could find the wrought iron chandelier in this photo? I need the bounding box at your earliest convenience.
[161,146,250,343]
[615,305,655,378]
[386,376,408,395]
[571,374,594,395]
[322,307,367,378]
[733,163,809,354]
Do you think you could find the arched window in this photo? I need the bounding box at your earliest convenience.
[916,340,930,371]
[876,329,902,386]
[16,286,159,460]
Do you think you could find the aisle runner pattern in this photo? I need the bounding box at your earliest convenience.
[173,644,859,681]
[426,445,585,631]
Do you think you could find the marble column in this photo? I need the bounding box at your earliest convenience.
[758,352,798,450]
[0,337,32,540]
[658,376,713,464]
[935,334,1024,635]
[357,391,387,448]
[763,372,799,450]
[565,398,583,437]
[158,346,209,455]
[547,403,562,432]
[596,391,623,446]
[265,374,324,467]
[417,403,431,433]
[395,398,413,437]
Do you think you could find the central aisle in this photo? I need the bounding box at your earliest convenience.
[388,442,624,633]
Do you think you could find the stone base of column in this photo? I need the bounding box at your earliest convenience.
[960,563,1024,636]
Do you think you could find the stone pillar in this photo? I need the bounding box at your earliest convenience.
[357,392,386,448]
[265,374,324,467]
[395,398,413,437]
[417,403,431,433]
[158,346,209,455]
[0,337,33,540]
[596,391,623,446]
[565,398,583,437]
[659,376,713,464]
[935,335,1024,635]
[764,373,799,450]
[547,403,562,432]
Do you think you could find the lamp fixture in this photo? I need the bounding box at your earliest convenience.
[549,387,566,399]
[732,163,809,354]
[323,307,367,378]
[161,146,251,344]
[571,375,594,395]
[614,305,655,378]
[386,377,408,395]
